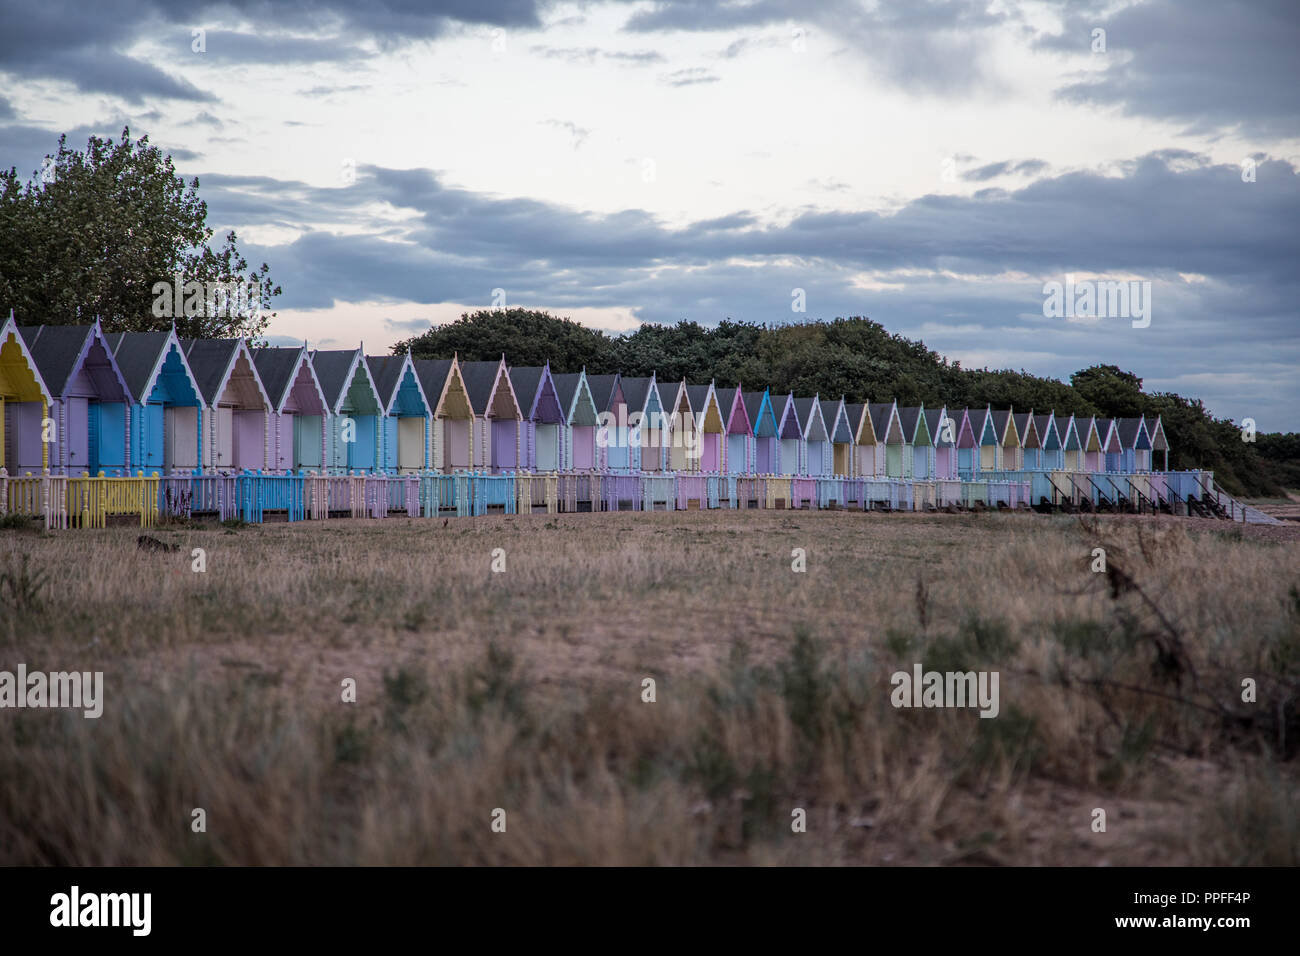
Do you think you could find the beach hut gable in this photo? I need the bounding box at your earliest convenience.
[18,323,130,404]
[21,323,134,475]
[184,338,272,411]
[255,345,328,416]
[1,316,52,402]
[367,353,429,417]
[0,316,54,474]
[823,398,852,444]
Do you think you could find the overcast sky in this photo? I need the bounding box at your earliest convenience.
[1,0,1297,427]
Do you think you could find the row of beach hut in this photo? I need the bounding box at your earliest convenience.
[0,317,1170,482]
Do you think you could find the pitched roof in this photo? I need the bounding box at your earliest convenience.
[923,407,952,446]
[793,396,817,421]
[656,379,681,410]
[741,388,767,425]
[365,355,410,410]
[309,349,360,409]
[507,366,545,416]
[897,406,922,440]
[16,324,94,396]
[550,372,585,412]
[584,373,619,413]
[1034,413,1054,438]
[413,358,455,407]
[845,402,867,438]
[1115,417,1144,446]
[252,347,309,411]
[685,383,712,412]
[619,375,655,412]
[1014,411,1032,436]
[181,338,242,405]
[104,331,177,403]
[991,408,1012,438]
[868,402,894,436]
[458,360,504,414]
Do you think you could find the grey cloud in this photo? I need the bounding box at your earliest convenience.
[531,45,665,65]
[1042,0,1300,140]
[962,158,1049,182]
[624,0,1018,95]
[0,0,546,100]
[662,67,719,87]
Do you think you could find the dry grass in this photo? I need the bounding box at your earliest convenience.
[1,509,1298,865]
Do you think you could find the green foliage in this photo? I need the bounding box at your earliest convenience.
[400,308,610,370]
[0,128,279,338]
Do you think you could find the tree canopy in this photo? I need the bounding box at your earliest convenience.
[0,128,279,339]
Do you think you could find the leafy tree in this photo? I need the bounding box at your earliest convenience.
[0,127,279,339]
[1070,365,1145,418]
[398,308,612,370]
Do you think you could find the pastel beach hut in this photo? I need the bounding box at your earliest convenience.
[1079,416,1104,472]
[1147,415,1169,471]
[823,397,853,476]
[774,392,803,476]
[367,352,431,473]
[509,363,565,472]
[585,373,627,471]
[686,382,725,474]
[925,406,957,479]
[844,403,874,478]
[869,402,903,477]
[182,338,272,473]
[794,396,830,476]
[617,375,663,472]
[252,344,328,473]
[658,378,698,472]
[970,406,1000,473]
[460,357,522,473]
[714,385,752,474]
[0,314,53,474]
[1031,412,1061,471]
[551,370,599,471]
[900,406,933,478]
[955,407,980,478]
[1098,418,1123,473]
[106,329,204,474]
[19,322,132,475]
[1115,417,1152,473]
[413,357,472,473]
[1057,414,1083,471]
[1015,411,1040,471]
[310,346,383,473]
[990,408,1020,472]
[743,388,779,474]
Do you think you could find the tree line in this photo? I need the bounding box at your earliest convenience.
[397,308,1295,497]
